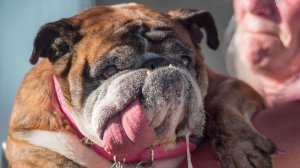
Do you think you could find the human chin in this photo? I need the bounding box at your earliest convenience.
[238,31,283,68]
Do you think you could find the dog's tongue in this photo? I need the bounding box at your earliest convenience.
[103,99,156,156]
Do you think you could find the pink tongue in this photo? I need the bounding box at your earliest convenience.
[103,99,156,156]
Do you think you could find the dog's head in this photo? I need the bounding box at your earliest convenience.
[30,3,219,157]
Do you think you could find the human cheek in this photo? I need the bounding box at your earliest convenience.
[277,0,300,47]
[278,0,300,22]
[233,0,245,22]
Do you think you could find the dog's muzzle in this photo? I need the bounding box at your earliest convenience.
[87,66,206,156]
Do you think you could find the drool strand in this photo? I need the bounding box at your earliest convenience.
[185,132,193,168]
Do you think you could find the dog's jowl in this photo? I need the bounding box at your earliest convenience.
[6,3,275,168]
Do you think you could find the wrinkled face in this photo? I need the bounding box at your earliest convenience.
[73,5,207,156]
[31,4,219,158]
[234,0,300,81]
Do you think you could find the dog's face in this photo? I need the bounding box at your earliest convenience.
[30,3,219,157]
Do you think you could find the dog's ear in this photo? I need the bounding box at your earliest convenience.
[30,19,81,65]
[169,8,219,50]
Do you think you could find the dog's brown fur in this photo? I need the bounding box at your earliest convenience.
[7,4,275,168]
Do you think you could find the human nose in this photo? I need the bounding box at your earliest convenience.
[242,0,277,16]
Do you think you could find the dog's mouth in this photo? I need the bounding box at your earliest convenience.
[88,66,206,161]
[101,99,202,163]
[101,98,204,159]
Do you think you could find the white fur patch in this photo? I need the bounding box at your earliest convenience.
[14,130,111,168]
[14,130,186,168]
[111,3,137,8]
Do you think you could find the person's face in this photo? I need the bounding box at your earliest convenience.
[234,0,300,81]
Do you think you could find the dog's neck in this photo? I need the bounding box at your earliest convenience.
[52,75,196,165]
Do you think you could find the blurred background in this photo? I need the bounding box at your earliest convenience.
[0,0,233,144]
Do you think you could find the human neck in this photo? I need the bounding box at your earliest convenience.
[252,71,300,106]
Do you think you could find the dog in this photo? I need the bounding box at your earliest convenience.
[6,3,275,168]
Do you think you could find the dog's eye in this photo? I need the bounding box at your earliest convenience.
[180,56,192,67]
[102,65,118,79]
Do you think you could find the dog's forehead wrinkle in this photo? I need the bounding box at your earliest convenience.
[144,30,172,42]
[115,19,144,33]
[114,18,172,41]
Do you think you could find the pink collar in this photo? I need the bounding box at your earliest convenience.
[53,75,196,163]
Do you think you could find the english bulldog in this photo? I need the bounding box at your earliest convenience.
[6,3,275,168]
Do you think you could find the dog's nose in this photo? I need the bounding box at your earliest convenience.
[141,57,169,69]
